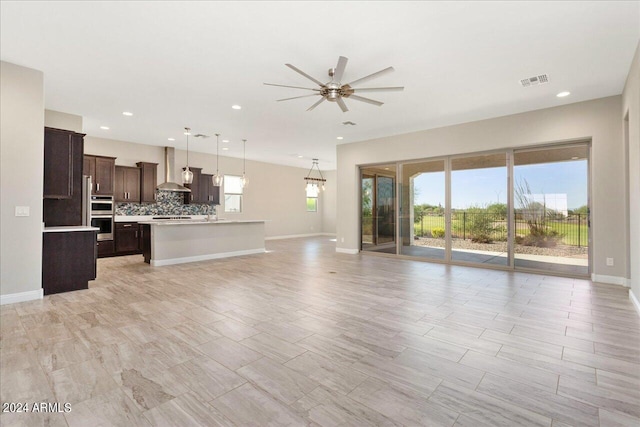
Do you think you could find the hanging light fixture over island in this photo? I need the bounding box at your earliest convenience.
[304,158,326,195]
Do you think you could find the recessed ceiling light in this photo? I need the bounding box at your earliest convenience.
[122,111,133,116]
[222,147,229,151]
[231,105,242,110]
[100,126,109,130]
[556,91,571,98]
[183,131,191,135]
[336,136,344,140]
[222,139,229,143]
[297,155,304,158]
[168,138,175,141]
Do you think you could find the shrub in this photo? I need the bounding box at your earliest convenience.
[431,227,445,238]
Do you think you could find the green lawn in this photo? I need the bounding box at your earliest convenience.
[413,215,588,247]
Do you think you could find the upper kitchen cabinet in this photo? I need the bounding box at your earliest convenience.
[43,127,86,226]
[136,162,158,203]
[200,173,221,204]
[44,127,85,199]
[84,154,116,195]
[115,166,141,203]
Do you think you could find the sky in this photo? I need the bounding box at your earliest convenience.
[414,160,588,209]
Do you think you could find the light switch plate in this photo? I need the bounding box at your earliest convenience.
[15,206,30,217]
[606,257,614,266]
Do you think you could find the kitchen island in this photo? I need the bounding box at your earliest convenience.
[139,219,266,266]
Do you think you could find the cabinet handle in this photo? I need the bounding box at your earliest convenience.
[154,193,156,200]
[191,194,193,201]
[135,231,138,238]
[97,183,100,192]
[123,224,132,227]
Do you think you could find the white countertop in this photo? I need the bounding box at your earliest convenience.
[139,219,265,226]
[43,226,100,233]
[115,215,208,222]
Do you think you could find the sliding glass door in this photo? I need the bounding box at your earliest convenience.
[399,160,446,259]
[450,153,508,266]
[361,166,396,253]
[513,145,589,275]
[359,142,590,277]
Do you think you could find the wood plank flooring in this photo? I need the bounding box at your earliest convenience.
[1,236,639,426]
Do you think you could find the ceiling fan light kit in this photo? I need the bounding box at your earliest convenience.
[265,56,404,112]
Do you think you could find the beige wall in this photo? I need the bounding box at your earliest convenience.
[337,96,627,279]
[84,137,333,238]
[622,42,640,298]
[44,109,82,133]
[1,62,44,298]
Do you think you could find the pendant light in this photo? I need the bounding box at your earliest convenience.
[241,139,248,188]
[212,133,224,186]
[182,127,193,184]
[304,158,326,194]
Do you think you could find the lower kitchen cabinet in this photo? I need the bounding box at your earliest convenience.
[97,240,114,257]
[115,222,141,254]
[42,230,97,295]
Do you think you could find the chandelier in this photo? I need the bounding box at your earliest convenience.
[304,158,326,194]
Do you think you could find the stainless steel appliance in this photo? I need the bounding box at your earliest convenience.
[91,195,114,215]
[84,177,114,241]
[91,216,114,241]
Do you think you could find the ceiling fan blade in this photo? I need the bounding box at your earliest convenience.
[264,83,320,91]
[307,97,326,111]
[352,86,404,92]
[277,94,320,102]
[333,56,348,82]
[336,97,349,112]
[285,64,325,86]
[346,66,394,87]
[348,94,384,106]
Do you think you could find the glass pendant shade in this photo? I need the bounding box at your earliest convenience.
[213,173,224,186]
[183,127,193,184]
[213,133,223,187]
[241,173,248,188]
[182,167,193,184]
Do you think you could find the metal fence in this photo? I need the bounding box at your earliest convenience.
[414,212,588,247]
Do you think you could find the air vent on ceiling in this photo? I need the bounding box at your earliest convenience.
[520,74,549,87]
[342,121,357,126]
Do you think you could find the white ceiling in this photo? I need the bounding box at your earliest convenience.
[1,1,638,170]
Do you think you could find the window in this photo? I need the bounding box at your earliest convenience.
[306,197,318,212]
[224,175,243,213]
[306,184,318,212]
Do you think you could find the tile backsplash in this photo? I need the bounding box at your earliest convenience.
[115,190,216,216]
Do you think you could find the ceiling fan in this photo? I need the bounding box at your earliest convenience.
[264,56,404,112]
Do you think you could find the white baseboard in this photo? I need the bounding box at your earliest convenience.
[0,288,43,305]
[591,274,629,287]
[266,233,326,241]
[151,248,265,267]
[630,289,640,316]
[336,248,359,255]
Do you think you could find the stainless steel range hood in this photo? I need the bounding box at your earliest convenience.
[157,147,191,192]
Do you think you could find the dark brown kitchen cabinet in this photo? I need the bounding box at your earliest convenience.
[43,127,86,226]
[137,162,158,203]
[200,173,221,204]
[42,230,97,295]
[115,222,141,253]
[84,155,115,195]
[115,166,141,203]
[182,167,202,204]
[44,127,84,199]
[96,240,114,258]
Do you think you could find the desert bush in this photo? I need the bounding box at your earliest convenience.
[431,227,445,238]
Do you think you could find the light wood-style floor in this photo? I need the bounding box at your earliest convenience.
[1,236,639,426]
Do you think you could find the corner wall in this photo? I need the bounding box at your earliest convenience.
[1,61,45,302]
[622,42,640,309]
[337,96,626,281]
